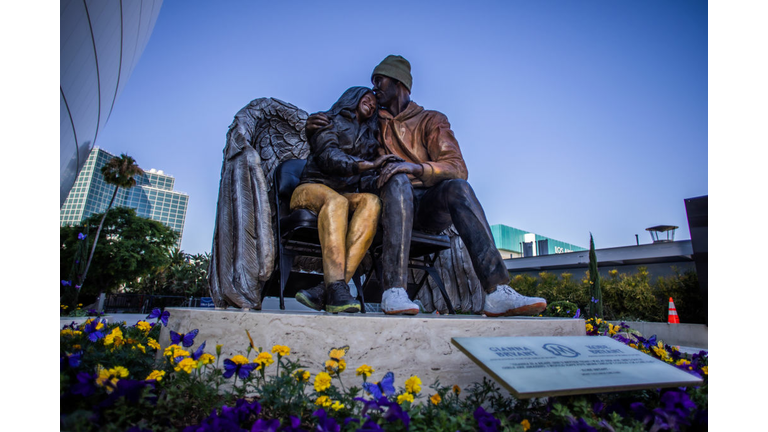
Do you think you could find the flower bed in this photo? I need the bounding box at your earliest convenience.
[60,312,707,431]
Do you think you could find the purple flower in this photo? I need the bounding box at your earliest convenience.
[147,308,170,326]
[355,419,384,432]
[84,318,105,341]
[573,308,581,318]
[354,397,384,416]
[280,416,305,432]
[61,351,82,370]
[474,406,500,432]
[71,372,97,397]
[61,280,71,286]
[78,232,87,240]
[223,358,258,379]
[562,417,598,432]
[312,409,340,432]
[251,418,280,432]
[75,285,82,290]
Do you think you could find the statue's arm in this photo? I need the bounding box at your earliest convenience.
[419,112,469,186]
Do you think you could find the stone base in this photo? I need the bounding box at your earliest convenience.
[160,308,585,392]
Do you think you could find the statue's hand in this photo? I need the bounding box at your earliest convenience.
[305,112,331,139]
[377,161,424,188]
[358,155,404,172]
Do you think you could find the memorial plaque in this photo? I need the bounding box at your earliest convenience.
[452,336,703,398]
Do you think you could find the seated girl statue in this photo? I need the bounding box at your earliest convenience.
[292,86,401,313]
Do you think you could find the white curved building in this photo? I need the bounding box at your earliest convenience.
[60,0,163,206]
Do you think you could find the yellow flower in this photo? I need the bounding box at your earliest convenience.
[112,366,129,378]
[254,352,274,369]
[230,354,250,365]
[146,370,166,381]
[676,359,691,367]
[430,393,441,405]
[72,344,81,351]
[585,323,594,333]
[164,344,181,357]
[133,343,146,354]
[521,419,531,431]
[702,366,708,375]
[325,359,347,373]
[199,353,216,365]
[61,305,69,309]
[608,323,618,336]
[404,375,422,394]
[136,321,152,332]
[609,269,618,277]
[331,400,345,411]
[294,369,310,382]
[397,393,414,404]
[96,366,129,392]
[172,348,190,360]
[315,395,332,407]
[356,364,375,378]
[314,372,332,392]
[271,345,290,357]
[147,338,161,350]
[175,357,197,373]
[103,327,125,348]
[61,329,83,337]
[452,384,461,395]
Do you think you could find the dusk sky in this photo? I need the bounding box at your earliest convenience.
[91,0,709,255]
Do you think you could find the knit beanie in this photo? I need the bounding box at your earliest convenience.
[372,55,412,92]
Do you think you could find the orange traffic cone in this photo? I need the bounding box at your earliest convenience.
[668,297,680,324]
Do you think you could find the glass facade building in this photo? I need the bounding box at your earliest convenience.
[60,0,164,206]
[491,224,586,259]
[61,147,189,248]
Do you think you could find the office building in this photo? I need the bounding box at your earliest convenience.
[491,224,586,259]
[61,147,188,247]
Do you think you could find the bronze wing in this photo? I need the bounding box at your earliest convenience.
[208,98,309,309]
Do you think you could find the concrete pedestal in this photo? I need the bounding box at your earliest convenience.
[160,308,585,392]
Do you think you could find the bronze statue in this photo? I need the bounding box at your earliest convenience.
[306,55,547,317]
[290,87,401,313]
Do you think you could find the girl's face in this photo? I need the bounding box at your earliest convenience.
[357,92,377,120]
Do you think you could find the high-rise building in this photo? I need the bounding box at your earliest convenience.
[60,147,189,247]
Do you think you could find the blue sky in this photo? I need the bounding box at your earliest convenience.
[92,0,708,255]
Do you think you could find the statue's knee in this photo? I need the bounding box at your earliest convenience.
[444,179,475,204]
[359,193,381,213]
[325,193,349,214]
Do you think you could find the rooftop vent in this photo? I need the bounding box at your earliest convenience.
[645,225,678,243]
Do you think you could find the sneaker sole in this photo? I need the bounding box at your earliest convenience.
[295,292,323,311]
[325,304,361,314]
[484,302,547,317]
[383,308,420,315]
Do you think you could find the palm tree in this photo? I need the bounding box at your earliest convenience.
[80,154,143,288]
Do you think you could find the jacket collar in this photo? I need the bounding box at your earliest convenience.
[379,101,423,122]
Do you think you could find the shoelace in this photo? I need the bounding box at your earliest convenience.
[499,286,523,298]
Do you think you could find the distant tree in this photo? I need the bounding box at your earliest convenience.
[61,207,178,297]
[81,154,143,290]
[129,250,211,297]
[587,233,604,318]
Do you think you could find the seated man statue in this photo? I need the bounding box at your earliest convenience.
[307,55,547,317]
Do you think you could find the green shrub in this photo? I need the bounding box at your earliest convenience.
[509,267,705,323]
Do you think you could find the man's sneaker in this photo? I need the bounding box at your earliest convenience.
[381,288,420,315]
[325,281,361,314]
[483,285,547,317]
[295,283,326,311]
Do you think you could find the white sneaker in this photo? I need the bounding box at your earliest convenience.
[483,285,547,317]
[381,288,420,315]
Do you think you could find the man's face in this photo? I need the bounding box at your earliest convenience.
[372,74,398,107]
